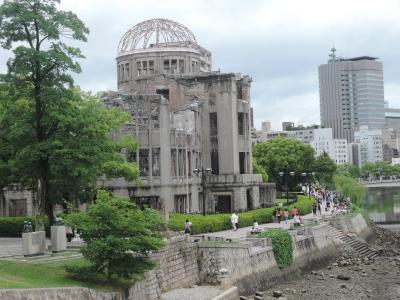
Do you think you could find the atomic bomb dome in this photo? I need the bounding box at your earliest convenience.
[118,18,198,54]
[116,18,212,91]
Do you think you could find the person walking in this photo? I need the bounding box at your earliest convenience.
[291,206,298,218]
[231,212,239,231]
[312,204,317,216]
[283,209,289,224]
[317,203,322,215]
[184,219,192,234]
[272,209,277,223]
[276,208,281,223]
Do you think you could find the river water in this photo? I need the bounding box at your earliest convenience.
[363,187,400,224]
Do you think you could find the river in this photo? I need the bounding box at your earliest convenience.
[363,187,400,224]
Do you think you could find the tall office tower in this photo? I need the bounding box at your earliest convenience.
[319,48,385,142]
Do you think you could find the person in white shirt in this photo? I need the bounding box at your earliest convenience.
[231,213,239,231]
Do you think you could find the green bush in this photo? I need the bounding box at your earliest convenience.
[169,196,314,235]
[0,217,50,237]
[258,228,293,267]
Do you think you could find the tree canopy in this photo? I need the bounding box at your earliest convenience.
[64,190,165,281]
[335,163,361,179]
[253,137,315,189]
[0,0,139,228]
[313,152,336,186]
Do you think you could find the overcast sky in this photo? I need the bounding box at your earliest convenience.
[1,0,400,130]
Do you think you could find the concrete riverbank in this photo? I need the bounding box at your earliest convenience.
[0,213,377,300]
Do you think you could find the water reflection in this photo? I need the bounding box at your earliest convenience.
[363,188,400,223]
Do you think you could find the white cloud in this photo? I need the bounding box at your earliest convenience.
[2,0,400,132]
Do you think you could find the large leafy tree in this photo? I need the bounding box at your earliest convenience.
[335,163,361,179]
[361,161,394,178]
[0,1,138,229]
[64,190,165,281]
[313,152,336,186]
[0,91,14,212]
[253,137,315,189]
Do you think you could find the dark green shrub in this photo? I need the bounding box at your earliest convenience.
[0,217,50,237]
[65,260,97,280]
[258,228,293,267]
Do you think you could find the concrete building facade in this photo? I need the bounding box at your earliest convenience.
[354,126,383,167]
[319,49,385,142]
[309,128,348,164]
[102,19,274,214]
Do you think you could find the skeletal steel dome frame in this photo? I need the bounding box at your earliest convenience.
[118,18,197,54]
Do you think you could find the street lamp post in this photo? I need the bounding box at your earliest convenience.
[301,172,315,199]
[193,167,212,216]
[279,171,295,206]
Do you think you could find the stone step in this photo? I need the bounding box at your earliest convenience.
[329,225,378,259]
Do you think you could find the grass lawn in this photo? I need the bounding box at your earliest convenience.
[0,259,134,291]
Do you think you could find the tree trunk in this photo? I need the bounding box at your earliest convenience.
[45,199,54,226]
[35,176,47,232]
[0,188,5,217]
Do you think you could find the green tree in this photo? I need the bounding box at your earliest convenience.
[253,137,315,189]
[0,1,138,229]
[252,157,268,182]
[64,190,165,281]
[313,152,336,186]
[335,163,361,179]
[0,91,14,209]
[361,161,393,178]
[333,174,366,207]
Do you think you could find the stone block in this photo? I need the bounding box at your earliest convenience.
[51,225,67,252]
[22,231,46,256]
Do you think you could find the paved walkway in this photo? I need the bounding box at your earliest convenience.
[203,199,327,240]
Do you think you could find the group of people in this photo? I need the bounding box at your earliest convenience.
[272,206,302,224]
[312,188,350,215]
[182,187,351,235]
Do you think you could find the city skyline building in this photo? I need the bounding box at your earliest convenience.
[319,48,385,142]
[354,125,383,167]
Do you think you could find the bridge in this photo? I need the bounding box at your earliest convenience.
[360,179,400,188]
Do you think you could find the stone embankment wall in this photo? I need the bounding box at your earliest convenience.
[0,235,198,300]
[126,234,199,300]
[329,214,372,240]
[198,223,337,296]
[0,287,120,300]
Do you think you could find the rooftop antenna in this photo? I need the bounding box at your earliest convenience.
[329,47,337,62]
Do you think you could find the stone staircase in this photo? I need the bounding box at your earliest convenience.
[329,225,379,259]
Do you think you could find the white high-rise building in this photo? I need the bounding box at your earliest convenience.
[354,125,383,166]
[310,128,348,164]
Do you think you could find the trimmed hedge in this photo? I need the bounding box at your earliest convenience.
[0,217,51,237]
[169,196,314,235]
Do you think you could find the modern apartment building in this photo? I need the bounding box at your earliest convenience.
[319,49,385,142]
[309,128,348,164]
[354,126,383,166]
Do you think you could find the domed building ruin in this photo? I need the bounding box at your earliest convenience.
[0,19,275,218]
[101,18,276,215]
